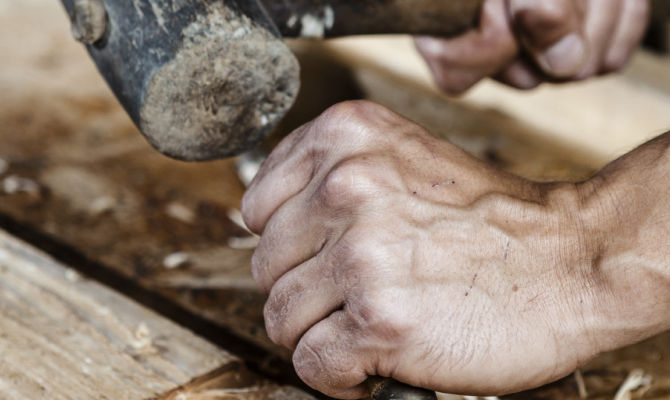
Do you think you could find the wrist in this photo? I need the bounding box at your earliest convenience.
[538,182,608,362]
[572,173,670,353]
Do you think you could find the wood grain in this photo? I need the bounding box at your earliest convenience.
[0,229,234,399]
[1,1,670,399]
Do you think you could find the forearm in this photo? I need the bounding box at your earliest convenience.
[578,132,670,353]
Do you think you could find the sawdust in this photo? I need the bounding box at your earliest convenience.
[40,166,139,218]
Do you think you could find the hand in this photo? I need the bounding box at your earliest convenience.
[415,0,650,94]
[242,101,607,399]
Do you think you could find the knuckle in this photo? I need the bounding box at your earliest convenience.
[263,279,304,349]
[319,101,397,142]
[336,227,385,270]
[317,159,378,208]
[535,1,572,26]
[349,288,411,342]
[323,100,387,124]
[263,300,288,347]
[293,338,354,393]
[514,0,576,41]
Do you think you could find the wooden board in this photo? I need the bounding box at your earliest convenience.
[1,1,670,399]
[0,228,314,400]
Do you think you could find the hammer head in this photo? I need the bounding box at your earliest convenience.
[64,0,300,161]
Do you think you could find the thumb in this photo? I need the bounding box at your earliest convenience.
[509,0,588,78]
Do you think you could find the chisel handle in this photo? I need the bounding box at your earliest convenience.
[368,377,437,400]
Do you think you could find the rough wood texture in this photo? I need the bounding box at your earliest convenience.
[1,1,670,399]
[0,228,232,399]
[0,229,315,400]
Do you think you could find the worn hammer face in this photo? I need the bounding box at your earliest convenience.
[63,0,300,161]
[141,3,300,161]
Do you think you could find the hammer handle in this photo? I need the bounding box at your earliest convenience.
[261,0,483,38]
[368,377,438,400]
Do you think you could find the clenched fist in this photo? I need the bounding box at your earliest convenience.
[241,101,623,398]
[416,0,650,93]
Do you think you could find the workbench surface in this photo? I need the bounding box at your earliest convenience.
[1,0,670,399]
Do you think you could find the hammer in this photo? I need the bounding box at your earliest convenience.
[61,1,481,398]
[61,0,482,162]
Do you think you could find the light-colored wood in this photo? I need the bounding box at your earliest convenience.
[0,229,235,400]
[316,36,670,168]
[2,1,670,399]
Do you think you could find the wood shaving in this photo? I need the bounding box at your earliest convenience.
[2,175,40,195]
[163,252,191,269]
[227,236,260,250]
[174,386,260,400]
[165,202,196,224]
[130,322,153,351]
[574,369,588,399]
[226,208,255,236]
[614,369,652,400]
[298,5,334,38]
[235,149,267,187]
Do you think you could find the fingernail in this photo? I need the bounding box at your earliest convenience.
[539,34,587,78]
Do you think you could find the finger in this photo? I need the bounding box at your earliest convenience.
[264,249,345,350]
[575,0,623,78]
[414,0,518,94]
[602,0,650,73]
[496,58,543,89]
[241,124,315,234]
[251,191,329,293]
[509,0,588,77]
[293,310,371,399]
[242,100,390,234]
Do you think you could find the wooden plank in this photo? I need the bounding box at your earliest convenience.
[0,228,231,399]
[0,229,316,400]
[1,1,669,399]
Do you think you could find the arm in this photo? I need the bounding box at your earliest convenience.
[415,0,650,93]
[574,133,670,352]
[241,101,670,399]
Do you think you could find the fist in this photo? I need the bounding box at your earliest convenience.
[416,0,650,93]
[242,101,607,399]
